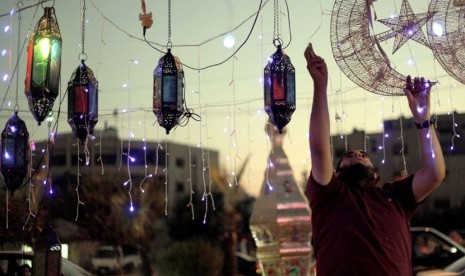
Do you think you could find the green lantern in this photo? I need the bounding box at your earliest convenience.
[25,7,62,125]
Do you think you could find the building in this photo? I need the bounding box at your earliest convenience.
[32,126,220,214]
[330,112,465,217]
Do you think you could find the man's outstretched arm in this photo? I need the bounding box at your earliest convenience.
[305,43,333,185]
[404,76,446,203]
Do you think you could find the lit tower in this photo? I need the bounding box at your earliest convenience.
[250,123,313,275]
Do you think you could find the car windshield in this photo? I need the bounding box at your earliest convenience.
[95,249,116,258]
[445,256,465,272]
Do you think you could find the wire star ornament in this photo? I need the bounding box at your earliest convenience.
[374,0,436,54]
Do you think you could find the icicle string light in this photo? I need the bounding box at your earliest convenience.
[24,141,35,230]
[187,126,194,220]
[75,140,83,221]
[448,78,460,151]
[125,38,134,213]
[229,46,239,187]
[381,97,386,164]
[164,140,168,216]
[399,115,407,174]
[96,129,104,175]
[138,114,151,193]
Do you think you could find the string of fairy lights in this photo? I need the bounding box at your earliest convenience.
[0,0,463,229]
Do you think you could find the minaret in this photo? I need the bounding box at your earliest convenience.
[249,123,313,275]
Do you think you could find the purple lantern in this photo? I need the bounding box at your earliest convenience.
[1,112,29,194]
[264,45,296,134]
[153,49,185,134]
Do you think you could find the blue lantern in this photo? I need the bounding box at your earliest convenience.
[264,45,296,134]
[1,112,29,194]
[25,7,62,125]
[67,61,98,143]
[153,49,185,134]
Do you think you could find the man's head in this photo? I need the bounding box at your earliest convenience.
[336,150,379,186]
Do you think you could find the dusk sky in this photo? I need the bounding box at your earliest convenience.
[1,0,464,196]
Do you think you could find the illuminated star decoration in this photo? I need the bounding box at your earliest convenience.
[375,0,436,54]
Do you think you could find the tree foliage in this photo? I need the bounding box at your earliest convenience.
[156,238,224,276]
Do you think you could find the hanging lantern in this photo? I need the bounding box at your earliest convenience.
[264,45,296,134]
[25,7,62,125]
[67,61,98,143]
[153,49,185,134]
[1,112,29,194]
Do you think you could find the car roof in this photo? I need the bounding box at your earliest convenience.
[411,227,465,254]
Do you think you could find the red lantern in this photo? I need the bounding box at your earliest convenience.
[67,61,98,143]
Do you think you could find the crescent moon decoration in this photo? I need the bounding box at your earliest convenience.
[427,0,465,85]
[330,0,434,96]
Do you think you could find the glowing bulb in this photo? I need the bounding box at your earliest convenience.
[408,59,413,65]
[223,33,236,48]
[4,25,10,32]
[432,22,443,37]
[10,126,16,132]
[385,134,389,138]
[3,74,9,81]
[130,157,135,162]
[38,38,51,58]
[1,49,6,56]
[130,205,134,212]
[382,159,385,164]
[4,152,10,159]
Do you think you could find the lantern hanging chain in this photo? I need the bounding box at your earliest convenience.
[15,1,23,113]
[273,0,282,47]
[167,0,172,49]
[80,0,87,60]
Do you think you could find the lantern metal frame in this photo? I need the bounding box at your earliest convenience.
[25,7,62,125]
[264,44,296,134]
[153,48,185,134]
[1,112,29,194]
[67,60,98,143]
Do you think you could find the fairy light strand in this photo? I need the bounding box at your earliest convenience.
[229,46,239,186]
[125,38,134,213]
[381,97,386,164]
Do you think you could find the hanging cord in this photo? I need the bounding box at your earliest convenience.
[80,0,87,60]
[143,0,265,71]
[167,0,172,49]
[273,0,281,46]
[14,1,23,114]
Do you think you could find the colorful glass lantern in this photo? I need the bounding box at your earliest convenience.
[67,61,98,143]
[25,7,62,125]
[264,45,296,134]
[153,49,185,134]
[1,112,29,194]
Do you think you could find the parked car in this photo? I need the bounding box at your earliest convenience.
[91,245,141,275]
[417,255,465,276]
[412,227,465,275]
[0,251,92,276]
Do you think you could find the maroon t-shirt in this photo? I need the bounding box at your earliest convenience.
[306,172,419,276]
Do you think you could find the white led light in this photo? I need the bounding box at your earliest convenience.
[223,34,236,48]
[432,22,443,37]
